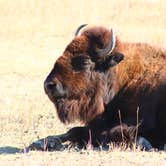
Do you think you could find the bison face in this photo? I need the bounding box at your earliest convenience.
[44,25,124,124]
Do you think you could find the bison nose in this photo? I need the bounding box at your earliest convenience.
[44,81,55,92]
[44,79,67,98]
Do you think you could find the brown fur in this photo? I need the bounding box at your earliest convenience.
[44,26,166,148]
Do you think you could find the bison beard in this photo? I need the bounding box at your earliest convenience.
[56,95,104,124]
[55,80,105,124]
[27,25,166,151]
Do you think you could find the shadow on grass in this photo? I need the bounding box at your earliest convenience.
[0,146,21,154]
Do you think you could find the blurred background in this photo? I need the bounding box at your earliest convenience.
[0,0,166,149]
[0,0,166,75]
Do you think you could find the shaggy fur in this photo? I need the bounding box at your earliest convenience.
[44,26,166,149]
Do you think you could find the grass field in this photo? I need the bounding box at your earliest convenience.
[0,0,166,165]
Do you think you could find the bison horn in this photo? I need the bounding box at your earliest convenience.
[75,24,88,36]
[96,29,116,56]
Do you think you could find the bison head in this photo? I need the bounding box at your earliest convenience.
[44,25,124,124]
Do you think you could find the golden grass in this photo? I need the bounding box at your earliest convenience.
[0,0,166,165]
[0,150,166,166]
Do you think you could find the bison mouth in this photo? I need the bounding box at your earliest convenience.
[45,89,68,105]
[47,92,76,105]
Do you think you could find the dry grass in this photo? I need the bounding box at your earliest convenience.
[0,150,166,166]
[0,0,166,165]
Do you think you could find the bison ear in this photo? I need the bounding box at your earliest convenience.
[96,52,124,71]
[107,52,124,67]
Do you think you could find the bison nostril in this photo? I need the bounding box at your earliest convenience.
[44,81,55,92]
[44,78,67,98]
[47,82,55,90]
[44,79,67,98]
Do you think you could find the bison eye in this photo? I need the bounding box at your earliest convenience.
[71,55,93,71]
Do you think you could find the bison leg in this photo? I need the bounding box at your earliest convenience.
[100,124,153,151]
[26,127,89,151]
[25,124,153,151]
[27,133,68,151]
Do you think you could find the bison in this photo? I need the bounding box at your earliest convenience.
[29,25,166,151]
